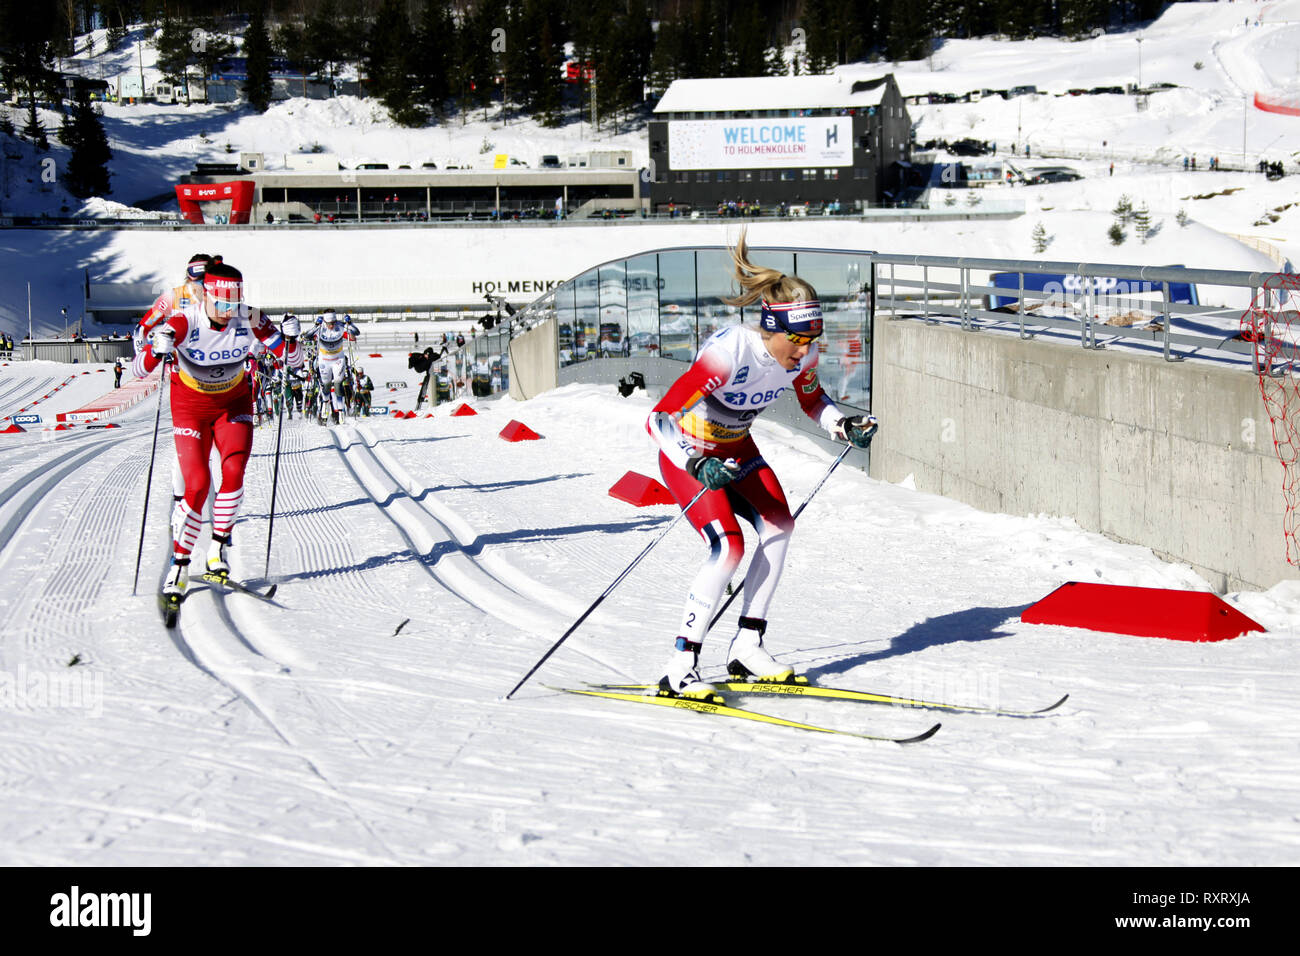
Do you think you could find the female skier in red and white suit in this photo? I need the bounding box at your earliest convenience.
[133,262,302,596]
[647,233,877,698]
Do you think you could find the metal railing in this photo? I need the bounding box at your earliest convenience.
[870,254,1283,368]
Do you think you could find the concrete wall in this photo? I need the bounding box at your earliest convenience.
[508,318,559,401]
[870,317,1294,592]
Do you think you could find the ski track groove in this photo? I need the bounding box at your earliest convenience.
[335,423,644,682]
[251,420,410,617]
[331,424,564,633]
[171,569,406,865]
[354,425,633,624]
[0,437,141,653]
[0,374,60,420]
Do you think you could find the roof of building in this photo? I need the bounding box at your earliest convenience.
[654,74,895,114]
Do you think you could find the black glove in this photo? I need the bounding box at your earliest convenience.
[833,414,878,448]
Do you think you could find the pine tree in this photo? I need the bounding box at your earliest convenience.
[649,16,686,91]
[63,86,111,198]
[729,0,769,77]
[154,16,196,105]
[25,102,49,151]
[803,0,838,73]
[1176,207,1189,228]
[306,0,347,93]
[534,17,564,127]
[1032,221,1048,253]
[412,0,455,117]
[764,39,787,77]
[366,0,426,126]
[1133,202,1151,243]
[243,2,273,112]
[1,2,58,146]
[886,0,931,61]
[1108,221,1126,245]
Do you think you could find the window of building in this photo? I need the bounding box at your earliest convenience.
[696,172,710,182]
[780,170,796,181]
[824,169,839,180]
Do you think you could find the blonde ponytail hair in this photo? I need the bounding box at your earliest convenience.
[722,228,818,308]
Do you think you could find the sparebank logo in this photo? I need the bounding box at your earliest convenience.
[49,886,151,936]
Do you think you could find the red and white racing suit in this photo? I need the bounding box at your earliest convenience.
[134,280,204,351]
[647,325,843,645]
[135,301,301,559]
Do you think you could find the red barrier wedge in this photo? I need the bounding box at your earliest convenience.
[499,420,541,442]
[1022,581,1265,642]
[608,471,676,507]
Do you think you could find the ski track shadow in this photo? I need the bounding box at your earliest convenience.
[462,473,591,493]
[273,548,424,584]
[369,434,471,447]
[242,497,372,521]
[422,516,672,563]
[392,473,594,499]
[272,517,671,581]
[248,444,333,460]
[802,603,1035,679]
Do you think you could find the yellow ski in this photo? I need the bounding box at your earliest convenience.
[548,686,940,744]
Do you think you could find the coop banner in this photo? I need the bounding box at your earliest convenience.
[669,118,853,170]
[988,271,1198,310]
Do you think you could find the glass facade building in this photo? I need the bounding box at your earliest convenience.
[518,245,874,409]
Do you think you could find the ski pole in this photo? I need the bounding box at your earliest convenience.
[264,381,287,578]
[707,441,855,632]
[131,362,169,596]
[505,485,710,700]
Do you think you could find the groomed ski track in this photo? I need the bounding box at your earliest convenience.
[0,371,1296,866]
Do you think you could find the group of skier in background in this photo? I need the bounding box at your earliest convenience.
[248,323,375,427]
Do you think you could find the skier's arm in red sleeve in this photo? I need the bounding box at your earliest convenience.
[250,308,303,368]
[133,312,188,377]
[792,350,844,433]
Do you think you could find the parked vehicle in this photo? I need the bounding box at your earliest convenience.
[1028,170,1083,184]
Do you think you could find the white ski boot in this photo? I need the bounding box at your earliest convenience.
[207,534,231,578]
[163,557,190,598]
[726,617,795,683]
[658,638,718,700]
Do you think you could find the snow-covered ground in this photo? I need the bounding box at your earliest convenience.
[1,359,1296,866]
[0,3,1297,872]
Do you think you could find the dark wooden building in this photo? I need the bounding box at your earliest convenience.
[647,73,912,214]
